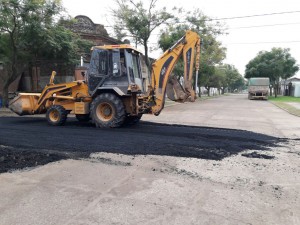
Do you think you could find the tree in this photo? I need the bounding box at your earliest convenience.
[0,0,62,106]
[224,65,244,92]
[214,66,227,94]
[0,0,91,107]
[245,48,299,97]
[112,0,174,69]
[158,24,187,77]
[158,9,226,96]
[205,70,225,96]
[214,64,245,94]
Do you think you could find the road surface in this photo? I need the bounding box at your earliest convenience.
[0,94,299,225]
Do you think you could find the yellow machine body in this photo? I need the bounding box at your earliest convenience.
[9,72,91,116]
[9,31,201,128]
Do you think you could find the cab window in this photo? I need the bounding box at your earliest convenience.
[89,49,108,76]
[112,50,120,77]
[125,50,141,82]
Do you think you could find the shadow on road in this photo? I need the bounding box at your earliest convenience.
[0,117,288,173]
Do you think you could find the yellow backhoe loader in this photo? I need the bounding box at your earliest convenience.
[9,30,201,128]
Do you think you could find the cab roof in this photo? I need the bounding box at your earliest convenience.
[92,44,142,54]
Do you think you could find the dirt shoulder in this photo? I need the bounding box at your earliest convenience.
[270,101,300,117]
[0,108,15,116]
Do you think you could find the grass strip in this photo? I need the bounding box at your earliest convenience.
[269,96,300,102]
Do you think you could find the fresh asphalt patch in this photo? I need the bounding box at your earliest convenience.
[0,116,290,173]
[0,146,70,173]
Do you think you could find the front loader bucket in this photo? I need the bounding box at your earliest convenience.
[9,93,40,116]
[166,77,195,102]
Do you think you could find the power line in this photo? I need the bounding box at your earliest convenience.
[105,10,300,29]
[209,10,300,21]
[227,40,300,45]
[229,22,300,29]
[106,12,300,33]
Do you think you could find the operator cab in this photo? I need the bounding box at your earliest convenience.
[87,45,145,96]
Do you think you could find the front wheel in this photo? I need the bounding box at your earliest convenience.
[46,105,67,126]
[90,93,126,128]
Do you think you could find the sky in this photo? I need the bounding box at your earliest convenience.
[62,0,300,77]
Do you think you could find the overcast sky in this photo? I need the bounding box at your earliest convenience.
[62,0,300,77]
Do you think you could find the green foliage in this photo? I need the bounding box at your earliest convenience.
[214,66,227,89]
[158,9,226,90]
[158,25,187,77]
[269,96,300,102]
[0,0,91,65]
[158,25,188,51]
[112,0,174,67]
[38,22,92,64]
[212,65,245,93]
[206,71,224,90]
[245,48,299,97]
[0,34,10,63]
[217,64,245,92]
[0,0,92,106]
[245,48,299,83]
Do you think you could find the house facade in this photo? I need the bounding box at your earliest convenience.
[280,77,300,97]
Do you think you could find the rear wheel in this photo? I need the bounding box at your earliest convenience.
[90,93,126,128]
[46,105,67,126]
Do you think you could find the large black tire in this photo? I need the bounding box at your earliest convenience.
[90,93,126,128]
[46,105,67,126]
[124,114,142,126]
[76,114,90,122]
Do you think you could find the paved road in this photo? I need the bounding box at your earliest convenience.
[144,94,300,138]
[0,94,299,225]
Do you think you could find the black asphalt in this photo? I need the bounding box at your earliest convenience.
[0,116,287,173]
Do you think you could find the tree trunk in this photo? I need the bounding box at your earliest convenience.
[197,77,201,97]
[1,64,25,107]
[2,84,9,108]
[277,83,281,96]
[2,34,19,106]
[143,42,150,71]
[1,23,20,107]
[207,87,211,96]
[2,70,13,107]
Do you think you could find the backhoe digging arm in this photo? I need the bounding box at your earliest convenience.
[147,30,201,115]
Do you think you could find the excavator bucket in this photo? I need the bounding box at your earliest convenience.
[183,80,196,102]
[166,76,195,102]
